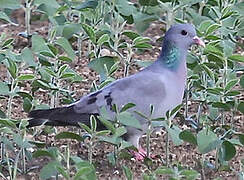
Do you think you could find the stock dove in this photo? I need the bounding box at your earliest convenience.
[27,23,205,160]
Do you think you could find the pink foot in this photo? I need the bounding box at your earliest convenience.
[130,148,157,161]
[130,148,147,161]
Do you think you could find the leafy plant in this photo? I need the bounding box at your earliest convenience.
[0,0,243,179]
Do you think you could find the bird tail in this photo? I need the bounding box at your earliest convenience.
[27,106,94,128]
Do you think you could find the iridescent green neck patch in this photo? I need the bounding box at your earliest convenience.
[160,42,180,71]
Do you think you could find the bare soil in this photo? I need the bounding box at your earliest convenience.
[0,9,243,180]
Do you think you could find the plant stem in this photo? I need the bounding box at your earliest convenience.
[88,139,93,164]
[146,121,151,158]
[13,149,22,180]
[78,12,83,59]
[199,2,205,15]
[165,131,169,167]
[185,83,189,118]
[6,151,13,180]
[25,0,32,46]
[22,130,27,174]
[66,145,70,178]
[7,78,15,119]
[201,154,206,180]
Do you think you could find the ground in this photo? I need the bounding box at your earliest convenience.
[0,9,243,180]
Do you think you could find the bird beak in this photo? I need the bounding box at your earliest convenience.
[193,36,205,47]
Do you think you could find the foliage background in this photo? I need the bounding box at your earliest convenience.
[0,0,243,179]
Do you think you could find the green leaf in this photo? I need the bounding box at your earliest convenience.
[60,72,76,79]
[33,79,51,90]
[221,9,234,20]
[79,123,92,134]
[0,0,21,9]
[44,68,57,77]
[58,64,68,77]
[180,169,200,179]
[115,126,127,138]
[7,58,17,79]
[0,110,6,118]
[122,165,133,180]
[0,119,16,128]
[133,43,152,49]
[29,141,46,148]
[100,136,121,145]
[224,90,240,97]
[2,38,14,48]
[200,64,215,80]
[95,130,111,136]
[82,23,96,43]
[58,56,73,63]
[31,35,50,53]
[179,130,197,145]
[40,51,55,58]
[62,23,81,39]
[167,125,183,146]
[118,112,142,129]
[35,0,60,16]
[23,97,32,112]
[240,75,244,88]
[17,74,35,81]
[99,117,116,134]
[122,31,140,40]
[228,54,244,62]
[13,133,32,148]
[205,24,221,35]
[238,134,244,145]
[212,102,231,111]
[21,48,37,67]
[56,37,75,61]
[120,103,136,113]
[56,166,69,179]
[170,104,182,117]
[75,0,98,10]
[206,88,223,95]
[40,161,59,180]
[204,45,223,57]
[139,0,159,6]
[88,56,118,82]
[155,166,174,175]
[238,102,244,114]
[73,164,96,180]
[115,0,137,16]
[0,12,17,25]
[97,34,110,46]
[221,140,236,161]
[225,79,239,92]
[55,132,84,141]
[133,37,151,48]
[90,115,97,132]
[0,82,10,95]
[197,129,222,154]
[47,44,58,56]
[33,150,54,158]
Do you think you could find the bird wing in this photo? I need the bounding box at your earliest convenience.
[73,68,167,119]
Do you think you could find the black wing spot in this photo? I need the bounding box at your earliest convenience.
[87,97,97,105]
[104,92,113,109]
[106,97,112,106]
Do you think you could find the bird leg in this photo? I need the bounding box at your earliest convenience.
[130,147,147,161]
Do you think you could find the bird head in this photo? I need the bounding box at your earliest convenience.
[164,23,205,49]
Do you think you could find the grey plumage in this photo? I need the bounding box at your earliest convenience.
[27,24,204,157]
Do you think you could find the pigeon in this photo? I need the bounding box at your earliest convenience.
[27,23,205,160]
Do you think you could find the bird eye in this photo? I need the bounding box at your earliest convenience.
[181,30,188,36]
